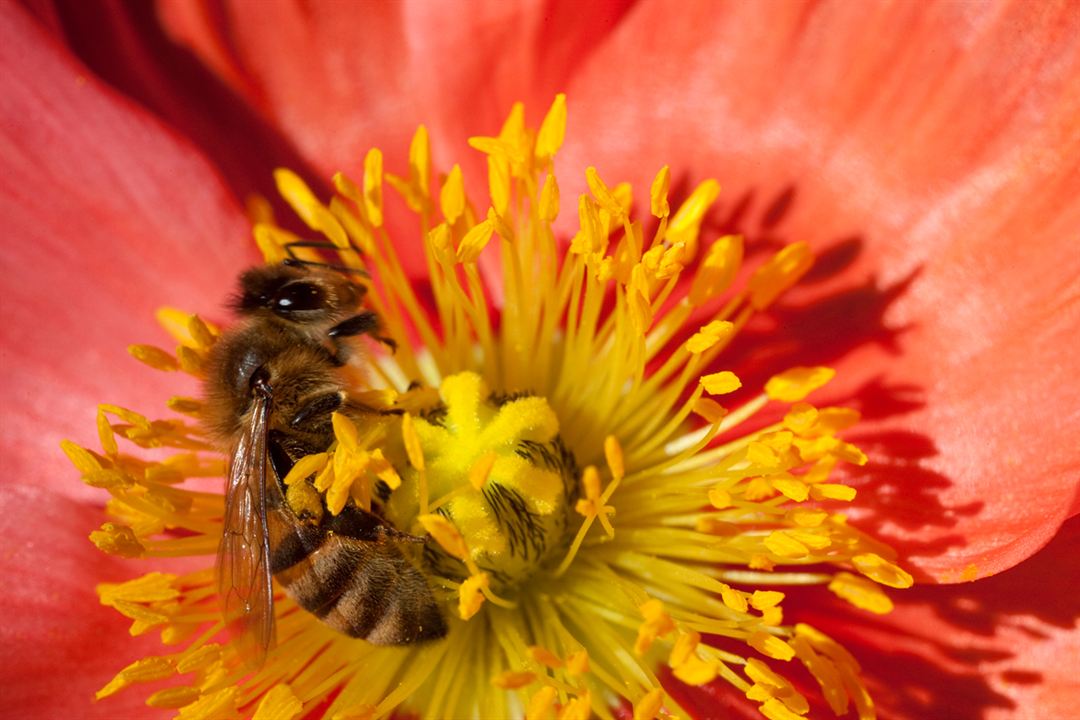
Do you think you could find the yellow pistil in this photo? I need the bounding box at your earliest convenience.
[69,96,912,720]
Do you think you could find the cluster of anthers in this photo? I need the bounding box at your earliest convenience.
[65,95,912,720]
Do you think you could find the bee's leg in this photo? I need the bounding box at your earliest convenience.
[328,312,397,357]
[289,391,346,428]
[328,311,378,338]
[375,524,428,544]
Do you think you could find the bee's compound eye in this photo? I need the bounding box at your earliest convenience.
[274,282,325,314]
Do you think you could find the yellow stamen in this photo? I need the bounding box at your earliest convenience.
[252,684,303,720]
[76,96,908,720]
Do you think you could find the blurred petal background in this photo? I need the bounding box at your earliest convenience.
[1,1,1077,717]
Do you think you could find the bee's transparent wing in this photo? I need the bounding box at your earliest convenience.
[217,392,275,667]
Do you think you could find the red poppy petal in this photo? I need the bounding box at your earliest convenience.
[40,0,327,225]
[156,0,634,177]
[808,515,1080,719]
[0,4,256,502]
[670,516,1080,719]
[0,484,169,718]
[554,0,1080,579]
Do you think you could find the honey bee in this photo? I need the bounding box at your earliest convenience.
[204,261,446,663]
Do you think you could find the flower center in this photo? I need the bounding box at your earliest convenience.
[385,372,579,589]
[69,95,915,720]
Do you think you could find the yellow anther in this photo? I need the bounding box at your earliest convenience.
[90,523,144,558]
[283,452,329,487]
[693,398,728,425]
[746,442,779,468]
[566,649,589,675]
[790,637,848,716]
[313,459,335,493]
[527,645,563,669]
[331,412,359,451]
[166,396,203,415]
[650,165,671,219]
[770,477,809,502]
[440,164,466,224]
[669,630,701,668]
[147,687,201,709]
[526,686,559,720]
[570,196,604,256]
[175,644,223,674]
[457,215,496,263]
[810,407,861,436]
[672,654,718,686]
[574,466,615,537]
[428,222,454,263]
[634,599,676,655]
[744,477,775,501]
[759,698,804,720]
[787,508,828,527]
[852,554,914,589]
[708,486,733,509]
[252,223,289,263]
[128,344,179,372]
[586,167,623,218]
[556,691,591,720]
[783,403,819,434]
[667,179,720,258]
[535,93,567,162]
[96,656,175,699]
[689,235,743,306]
[468,451,498,491]
[751,591,785,611]
[368,448,401,490]
[764,531,809,559]
[409,124,431,198]
[274,168,348,247]
[186,315,216,351]
[96,409,118,457]
[808,483,857,502]
[765,366,836,403]
[328,455,368,515]
[834,440,868,466]
[828,572,894,614]
[492,670,536,689]
[459,572,490,620]
[719,585,749,613]
[418,514,470,561]
[785,528,831,550]
[175,686,238,720]
[539,172,560,222]
[745,658,792,692]
[657,242,686,279]
[604,435,625,481]
[700,371,742,395]
[634,688,665,720]
[749,242,814,310]
[176,345,203,374]
[749,632,796,661]
[98,572,178,606]
[686,320,735,354]
[363,148,384,227]
[252,684,303,720]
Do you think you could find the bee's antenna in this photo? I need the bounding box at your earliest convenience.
[283,241,370,277]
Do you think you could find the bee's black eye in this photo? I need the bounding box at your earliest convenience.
[274,282,325,314]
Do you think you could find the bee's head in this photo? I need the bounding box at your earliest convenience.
[232,263,363,325]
